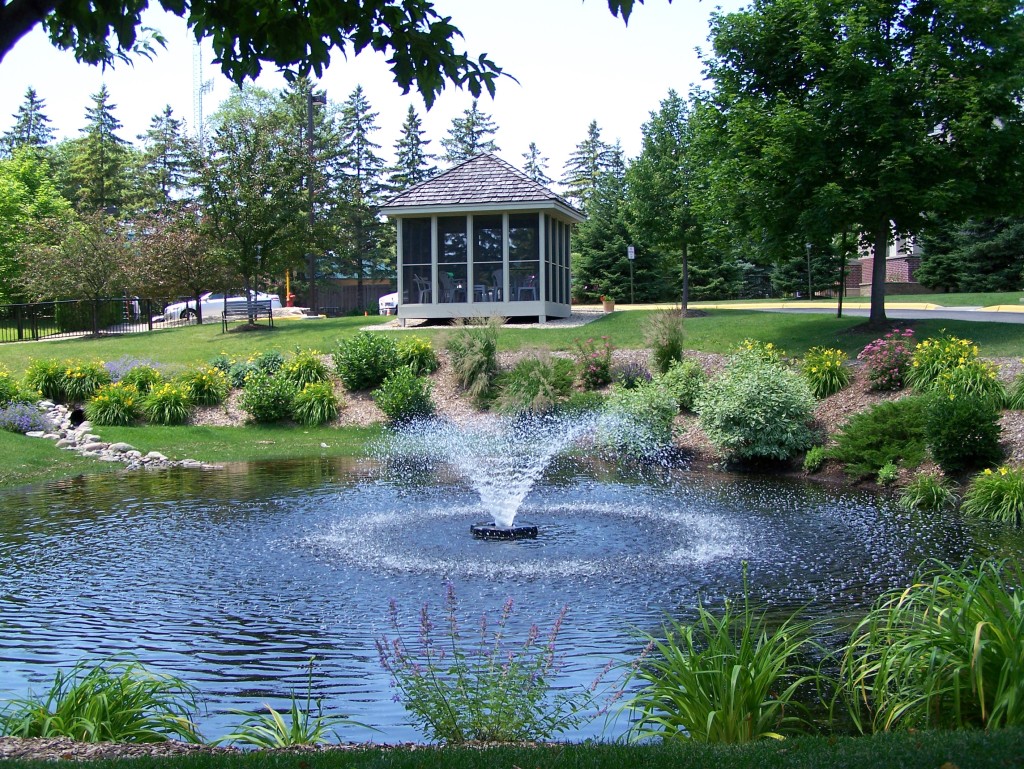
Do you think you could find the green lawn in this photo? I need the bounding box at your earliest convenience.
[0,430,120,489]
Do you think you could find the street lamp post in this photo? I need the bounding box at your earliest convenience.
[307,89,327,314]
[805,242,813,300]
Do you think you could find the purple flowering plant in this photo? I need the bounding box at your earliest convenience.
[376,583,621,743]
[857,328,916,391]
[0,402,52,433]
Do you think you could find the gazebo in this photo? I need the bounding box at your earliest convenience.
[380,153,584,324]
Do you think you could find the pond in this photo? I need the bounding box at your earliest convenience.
[0,453,1018,743]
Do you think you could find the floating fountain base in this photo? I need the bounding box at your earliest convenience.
[470,522,538,540]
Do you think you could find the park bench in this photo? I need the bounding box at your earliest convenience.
[221,300,274,332]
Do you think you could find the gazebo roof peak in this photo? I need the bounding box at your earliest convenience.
[382,153,582,218]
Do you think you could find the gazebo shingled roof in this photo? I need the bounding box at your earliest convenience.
[383,153,582,215]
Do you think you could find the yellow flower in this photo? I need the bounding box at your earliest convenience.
[984,468,993,475]
[1000,467,1008,475]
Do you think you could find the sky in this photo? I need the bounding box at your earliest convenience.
[0,0,743,179]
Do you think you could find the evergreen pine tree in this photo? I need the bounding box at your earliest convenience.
[136,105,193,209]
[561,120,617,212]
[572,145,632,301]
[521,141,552,185]
[69,85,131,211]
[440,99,499,165]
[2,87,55,157]
[389,105,435,190]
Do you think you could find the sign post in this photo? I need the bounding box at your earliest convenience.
[627,245,635,305]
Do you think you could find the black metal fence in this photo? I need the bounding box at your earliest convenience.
[0,298,164,344]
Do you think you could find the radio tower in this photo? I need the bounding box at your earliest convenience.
[192,36,213,146]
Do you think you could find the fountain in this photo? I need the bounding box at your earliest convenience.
[385,412,614,539]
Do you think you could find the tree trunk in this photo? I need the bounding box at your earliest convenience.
[681,239,689,316]
[869,220,889,327]
[836,230,848,319]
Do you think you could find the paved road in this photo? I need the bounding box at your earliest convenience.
[766,306,1024,325]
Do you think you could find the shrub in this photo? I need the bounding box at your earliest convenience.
[603,380,678,456]
[280,349,331,389]
[828,397,929,479]
[857,328,916,391]
[645,310,686,374]
[877,461,899,486]
[0,403,52,433]
[292,381,339,426]
[573,336,613,390]
[657,358,706,412]
[907,333,979,391]
[898,471,959,512]
[446,318,500,400]
[695,353,814,462]
[800,346,850,399]
[960,465,1024,524]
[177,365,229,406]
[628,569,821,743]
[239,371,297,423]
[558,390,607,415]
[372,367,434,424]
[61,360,112,402]
[22,359,65,401]
[251,349,285,376]
[802,445,828,473]
[841,559,1024,732]
[84,382,140,426]
[733,338,785,365]
[931,358,1006,406]
[227,361,254,389]
[396,336,440,375]
[0,656,201,743]
[143,383,192,426]
[614,361,651,390]
[924,392,1002,475]
[495,354,575,415]
[333,332,399,391]
[119,365,163,395]
[377,585,607,743]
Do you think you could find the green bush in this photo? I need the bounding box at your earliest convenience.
[907,333,979,391]
[252,349,285,375]
[877,461,899,486]
[119,365,163,395]
[280,349,331,389]
[143,383,192,426]
[733,338,785,365]
[657,358,706,412]
[495,354,575,415]
[828,398,929,479]
[603,380,678,456]
[61,360,112,402]
[372,367,434,423]
[574,336,613,389]
[84,382,140,426]
[446,318,500,400]
[292,381,339,426]
[558,390,607,415]
[628,570,821,743]
[898,471,959,512]
[333,332,399,391]
[960,465,1024,524]
[0,656,201,743]
[931,358,1006,405]
[177,365,229,406]
[396,336,440,375]
[239,371,297,423]
[841,559,1024,732]
[695,352,814,462]
[645,310,686,374]
[802,445,828,473]
[924,392,1002,475]
[800,346,850,399]
[22,359,64,401]
[227,361,254,389]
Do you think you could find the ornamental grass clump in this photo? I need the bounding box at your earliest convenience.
[177,365,228,406]
[1007,370,1024,410]
[396,336,440,375]
[495,353,575,415]
[84,382,140,426]
[280,349,331,388]
[898,471,959,512]
[840,559,1024,732]
[22,359,65,401]
[857,328,915,391]
[695,348,814,463]
[574,336,613,389]
[960,465,1024,524]
[0,656,201,743]
[627,567,822,744]
[446,318,500,401]
[377,585,607,744]
[61,360,111,402]
[292,381,339,426]
[800,346,850,399]
[907,333,979,391]
[143,383,192,426]
[645,310,686,374]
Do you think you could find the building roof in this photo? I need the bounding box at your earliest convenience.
[381,153,584,221]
